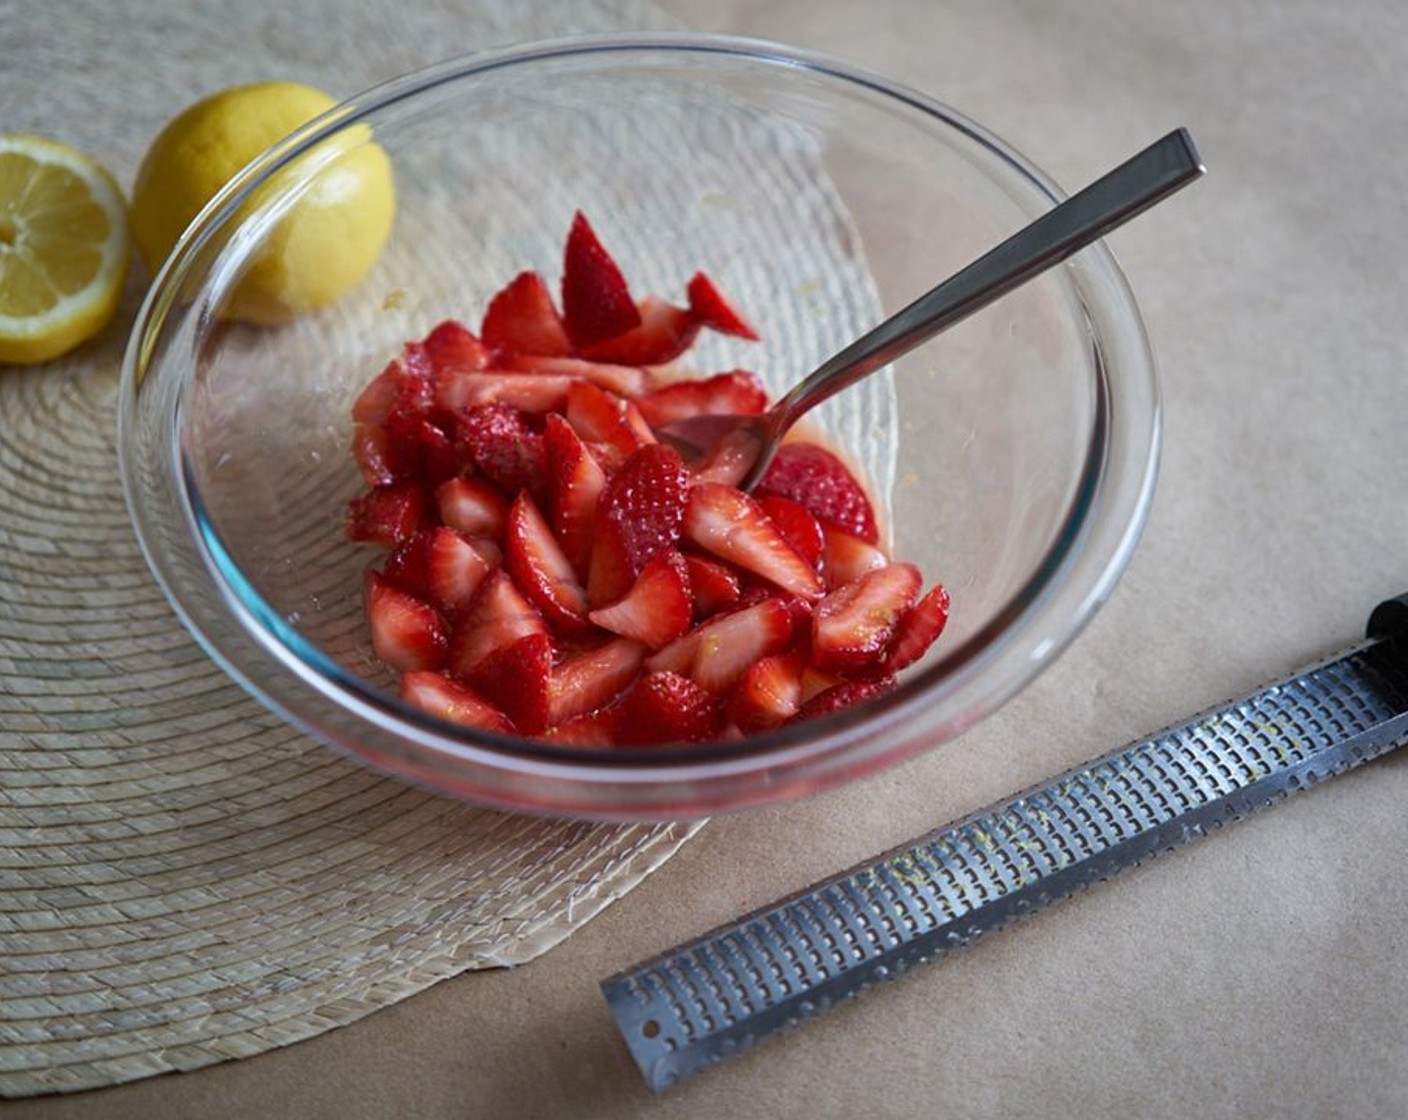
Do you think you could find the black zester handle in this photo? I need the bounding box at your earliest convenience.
[602,598,1408,1092]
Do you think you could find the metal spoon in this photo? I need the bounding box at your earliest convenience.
[658,128,1204,489]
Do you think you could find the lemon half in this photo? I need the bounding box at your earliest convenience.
[0,134,131,366]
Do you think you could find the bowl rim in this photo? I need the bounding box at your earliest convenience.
[119,31,1161,812]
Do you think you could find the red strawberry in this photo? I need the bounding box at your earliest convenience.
[683,554,742,617]
[351,423,400,487]
[548,637,647,727]
[469,631,553,734]
[456,403,547,498]
[647,596,799,694]
[382,530,433,598]
[800,664,842,704]
[425,527,496,616]
[682,483,824,601]
[352,359,402,425]
[504,353,652,397]
[587,443,690,607]
[686,272,760,340]
[811,563,921,674]
[727,649,807,733]
[417,418,462,486]
[422,319,489,374]
[756,442,878,544]
[615,671,721,747]
[447,569,548,679]
[365,572,447,672]
[580,295,699,366]
[543,414,606,577]
[436,372,573,414]
[588,549,693,649]
[758,495,824,569]
[561,212,641,349]
[505,491,590,632]
[819,523,889,588]
[885,583,951,673]
[543,708,617,747]
[347,483,426,546]
[564,381,656,460]
[791,675,897,723]
[436,476,510,538]
[481,270,572,357]
[399,671,514,735]
[633,369,768,430]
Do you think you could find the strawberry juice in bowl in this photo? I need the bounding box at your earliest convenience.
[119,35,1159,820]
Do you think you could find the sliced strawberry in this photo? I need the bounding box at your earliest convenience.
[382,530,433,598]
[564,381,656,460]
[505,491,590,632]
[347,483,426,546]
[758,496,824,570]
[756,442,878,544]
[686,271,760,341]
[561,212,641,349]
[436,475,510,538]
[422,319,490,374]
[647,597,799,694]
[615,671,721,748]
[447,569,548,679]
[365,572,447,672]
[543,708,617,747]
[791,675,897,723]
[588,549,693,649]
[436,371,573,414]
[683,554,742,617]
[543,414,606,577]
[587,443,690,607]
[418,418,462,486]
[456,403,547,498]
[481,270,572,357]
[580,295,700,366]
[399,671,514,735]
[812,563,922,674]
[548,637,647,727]
[819,523,890,588]
[504,353,652,397]
[352,359,403,425]
[468,631,553,734]
[351,423,400,487]
[634,369,768,430]
[885,583,951,673]
[682,483,824,601]
[800,664,842,704]
[727,648,807,733]
[425,527,496,616]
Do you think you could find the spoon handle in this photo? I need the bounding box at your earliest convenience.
[772,128,1204,427]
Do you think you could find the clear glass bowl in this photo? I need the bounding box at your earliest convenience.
[119,34,1159,820]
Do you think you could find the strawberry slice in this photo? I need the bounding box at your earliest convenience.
[588,549,693,649]
[686,272,760,340]
[587,443,690,607]
[435,372,573,414]
[543,414,606,578]
[819,523,889,588]
[683,554,742,617]
[425,527,496,616]
[756,442,878,544]
[365,572,447,672]
[812,563,922,674]
[727,648,807,733]
[447,569,548,679]
[422,319,489,375]
[382,530,433,598]
[564,381,656,461]
[469,632,553,734]
[504,353,652,398]
[885,583,951,673]
[647,596,799,694]
[615,671,722,747]
[758,495,824,569]
[633,369,768,430]
[352,358,403,425]
[561,212,641,349]
[682,482,824,601]
[543,708,617,747]
[548,637,647,727]
[505,491,590,632]
[436,475,510,538]
[400,671,514,734]
[456,403,547,498]
[580,295,699,366]
[347,483,426,546]
[481,270,573,357]
[791,675,897,723]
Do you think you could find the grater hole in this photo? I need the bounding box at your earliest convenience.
[642,1020,660,1039]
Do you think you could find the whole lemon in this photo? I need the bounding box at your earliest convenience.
[129,80,394,323]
